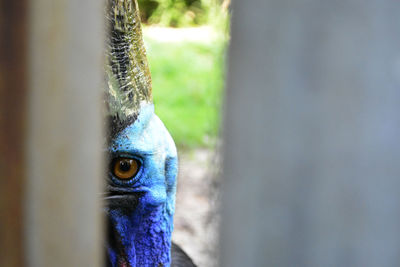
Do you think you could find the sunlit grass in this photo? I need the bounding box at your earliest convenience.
[144,28,226,148]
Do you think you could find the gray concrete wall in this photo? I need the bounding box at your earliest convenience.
[221,1,400,266]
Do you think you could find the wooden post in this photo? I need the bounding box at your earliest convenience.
[0,1,28,266]
[26,0,104,266]
[221,1,400,266]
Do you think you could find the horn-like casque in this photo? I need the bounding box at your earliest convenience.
[105,0,152,137]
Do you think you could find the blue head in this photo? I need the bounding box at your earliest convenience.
[105,104,178,267]
[104,1,178,266]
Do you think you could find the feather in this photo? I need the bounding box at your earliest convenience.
[171,242,197,267]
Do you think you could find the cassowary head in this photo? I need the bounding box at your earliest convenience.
[104,0,178,266]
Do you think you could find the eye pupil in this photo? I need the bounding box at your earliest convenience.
[112,157,140,180]
[119,160,131,172]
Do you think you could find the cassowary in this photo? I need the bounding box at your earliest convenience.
[104,0,196,266]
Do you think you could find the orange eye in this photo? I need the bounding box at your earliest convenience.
[112,158,140,180]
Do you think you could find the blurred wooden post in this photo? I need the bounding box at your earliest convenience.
[221,1,400,266]
[0,1,28,266]
[26,0,104,266]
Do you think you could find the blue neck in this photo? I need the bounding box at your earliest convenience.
[107,202,173,266]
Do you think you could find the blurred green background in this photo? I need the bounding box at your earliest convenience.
[138,0,230,27]
[138,0,230,149]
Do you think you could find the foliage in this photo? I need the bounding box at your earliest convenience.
[144,31,227,148]
[138,0,229,27]
[139,0,230,148]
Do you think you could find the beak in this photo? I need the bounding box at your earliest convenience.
[104,185,140,213]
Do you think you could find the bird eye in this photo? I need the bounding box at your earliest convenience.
[112,157,140,180]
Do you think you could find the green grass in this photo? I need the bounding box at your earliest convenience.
[143,32,226,148]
